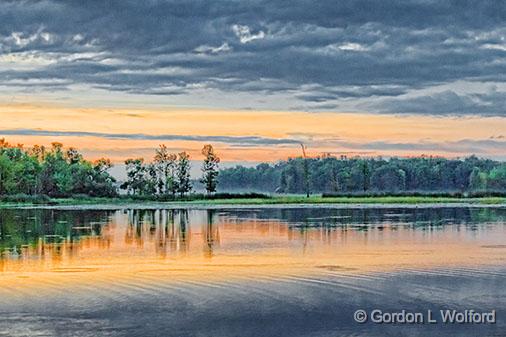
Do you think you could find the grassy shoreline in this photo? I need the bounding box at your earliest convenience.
[1,195,505,208]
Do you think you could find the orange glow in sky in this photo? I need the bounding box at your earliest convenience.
[1,102,505,162]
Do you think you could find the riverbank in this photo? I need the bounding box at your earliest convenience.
[1,195,505,208]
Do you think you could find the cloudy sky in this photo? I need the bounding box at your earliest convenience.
[0,0,505,162]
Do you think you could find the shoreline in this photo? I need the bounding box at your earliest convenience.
[1,196,505,210]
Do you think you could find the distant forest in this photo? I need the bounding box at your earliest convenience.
[218,156,506,193]
[1,138,505,198]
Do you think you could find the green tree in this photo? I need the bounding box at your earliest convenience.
[350,159,371,191]
[488,165,506,190]
[154,145,177,195]
[90,158,117,197]
[300,144,310,197]
[278,169,288,193]
[367,165,406,191]
[469,167,487,190]
[0,140,116,197]
[176,152,192,197]
[0,154,13,195]
[200,144,220,194]
[39,142,72,196]
[122,158,147,195]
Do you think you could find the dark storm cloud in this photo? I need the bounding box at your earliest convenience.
[2,0,506,115]
[0,128,300,146]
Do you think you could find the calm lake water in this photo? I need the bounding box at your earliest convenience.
[0,205,505,337]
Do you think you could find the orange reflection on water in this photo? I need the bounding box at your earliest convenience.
[0,208,505,293]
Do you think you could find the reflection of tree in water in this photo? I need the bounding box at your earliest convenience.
[1,207,505,264]
[123,209,220,258]
[125,209,145,247]
[0,209,113,262]
[125,209,190,257]
[163,210,190,256]
[245,208,506,228]
[203,210,220,258]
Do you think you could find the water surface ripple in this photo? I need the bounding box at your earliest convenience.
[0,206,504,337]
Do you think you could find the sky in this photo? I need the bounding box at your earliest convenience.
[0,0,505,164]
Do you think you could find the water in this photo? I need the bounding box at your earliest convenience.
[0,206,505,337]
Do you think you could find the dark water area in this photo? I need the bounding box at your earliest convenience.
[0,206,505,337]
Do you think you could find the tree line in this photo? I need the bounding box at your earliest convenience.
[1,137,505,198]
[218,155,506,193]
[0,139,116,197]
[0,139,220,198]
[120,144,220,197]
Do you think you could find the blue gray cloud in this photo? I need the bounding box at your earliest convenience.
[0,128,300,146]
[1,128,504,159]
[1,1,506,115]
[371,89,506,116]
